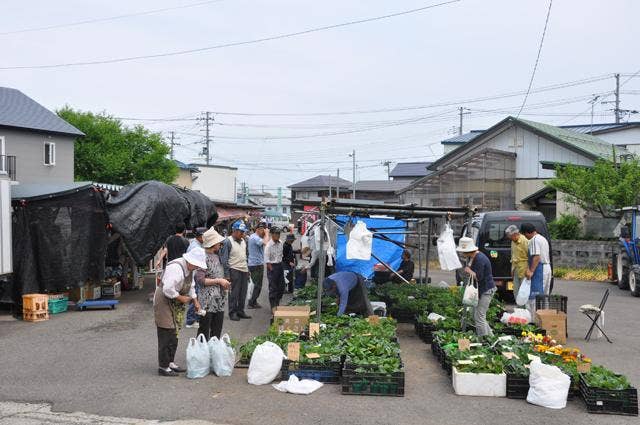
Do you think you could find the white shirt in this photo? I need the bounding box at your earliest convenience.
[265,239,284,264]
[528,234,550,265]
[187,238,202,253]
[162,262,197,299]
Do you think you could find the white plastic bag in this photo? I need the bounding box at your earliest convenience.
[346,221,373,261]
[437,224,462,271]
[247,341,285,385]
[186,334,210,379]
[209,334,235,377]
[527,359,570,409]
[272,374,324,395]
[500,308,532,324]
[427,312,446,322]
[246,277,254,303]
[516,278,531,306]
[462,279,478,307]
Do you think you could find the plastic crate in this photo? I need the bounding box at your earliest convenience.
[48,297,68,314]
[22,294,48,312]
[414,320,436,344]
[23,310,49,322]
[341,364,404,397]
[387,308,415,324]
[497,326,546,337]
[506,367,529,399]
[281,359,342,384]
[535,294,568,313]
[579,375,638,416]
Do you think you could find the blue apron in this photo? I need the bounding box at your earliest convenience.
[528,256,544,300]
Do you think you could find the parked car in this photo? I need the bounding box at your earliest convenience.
[456,211,553,302]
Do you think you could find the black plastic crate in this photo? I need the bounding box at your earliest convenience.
[341,365,405,397]
[431,340,441,359]
[579,375,638,416]
[281,359,342,384]
[535,294,568,313]
[497,326,546,337]
[414,320,436,344]
[506,367,529,399]
[387,308,415,324]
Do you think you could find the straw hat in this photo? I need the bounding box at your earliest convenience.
[202,228,225,248]
[182,247,207,269]
[456,236,479,253]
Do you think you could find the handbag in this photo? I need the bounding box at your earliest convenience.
[462,276,479,307]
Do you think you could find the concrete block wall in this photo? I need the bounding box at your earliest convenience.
[550,240,617,268]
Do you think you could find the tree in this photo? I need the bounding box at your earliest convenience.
[57,107,178,185]
[545,157,640,218]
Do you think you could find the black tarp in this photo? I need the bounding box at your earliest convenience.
[106,181,217,266]
[10,185,108,300]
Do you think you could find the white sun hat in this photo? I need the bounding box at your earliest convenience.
[202,227,225,248]
[456,236,479,253]
[182,247,207,269]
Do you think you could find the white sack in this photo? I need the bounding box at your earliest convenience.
[209,334,235,377]
[516,278,531,307]
[346,221,373,261]
[186,334,210,379]
[272,374,324,395]
[437,224,462,271]
[526,359,570,409]
[247,341,285,385]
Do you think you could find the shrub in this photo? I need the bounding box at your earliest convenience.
[548,214,582,240]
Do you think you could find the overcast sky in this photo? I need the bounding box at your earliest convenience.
[2,0,639,194]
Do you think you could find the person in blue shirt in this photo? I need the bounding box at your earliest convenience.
[322,271,373,316]
[247,222,269,309]
[457,236,496,337]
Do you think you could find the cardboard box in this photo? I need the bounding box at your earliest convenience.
[273,305,311,333]
[101,281,121,299]
[69,285,90,302]
[536,309,567,344]
[88,285,101,300]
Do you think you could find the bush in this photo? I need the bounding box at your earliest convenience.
[548,214,582,240]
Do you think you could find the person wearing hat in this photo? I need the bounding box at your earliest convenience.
[505,225,529,300]
[323,271,373,317]
[187,227,207,253]
[265,227,285,310]
[185,226,209,327]
[457,237,496,337]
[247,222,269,309]
[153,247,207,376]
[194,228,230,340]
[220,220,251,321]
[283,233,296,294]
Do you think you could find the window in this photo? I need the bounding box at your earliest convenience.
[44,142,55,165]
[481,221,511,249]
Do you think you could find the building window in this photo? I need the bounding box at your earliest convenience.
[44,142,56,166]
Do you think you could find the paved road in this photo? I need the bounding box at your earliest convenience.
[1,271,638,425]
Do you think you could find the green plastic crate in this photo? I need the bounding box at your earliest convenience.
[48,297,68,314]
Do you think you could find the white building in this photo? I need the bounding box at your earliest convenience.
[190,164,238,203]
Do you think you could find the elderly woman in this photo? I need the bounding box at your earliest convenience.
[195,228,231,340]
[505,225,529,300]
[457,236,496,337]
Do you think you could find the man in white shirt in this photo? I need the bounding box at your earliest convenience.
[153,248,206,377]
[521,223,552,296]
[265,227,285,311]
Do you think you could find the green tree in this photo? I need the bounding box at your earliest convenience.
[546,157,640,218]
[57,107,178,185]
[548,214,582,240]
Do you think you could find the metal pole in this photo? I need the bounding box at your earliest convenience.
[425,217,433,285]
[372,252,410,284]
[316,202,327,322]
[615,73,621,124]
[351,150,356,198]
[336,169,340,198]
[417,220,423,283]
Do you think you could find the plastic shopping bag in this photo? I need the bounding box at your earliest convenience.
[527,359,570,409]
[516,278,531,306]
[437,224,462,271]
[273,374,324,395]
[462,279,478,307]
[247,341,285,385]
[346,221,373,261]
[186,334,210,379]
[209,334,235,377]
[246,277,254,303]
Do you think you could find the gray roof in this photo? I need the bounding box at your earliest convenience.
[174,160,200,172]
[288,175,352,189]
[388,162,432,178]
[440,130,485,145]
[0,87,84,137]
[354,180,411,192]
[560,122,640,135]
[11,182,92,200]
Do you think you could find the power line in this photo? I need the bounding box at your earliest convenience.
[516,0,553,118]
[0,0,461,70]
[0,0,226,36]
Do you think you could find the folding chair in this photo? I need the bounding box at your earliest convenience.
[579,288,612,343]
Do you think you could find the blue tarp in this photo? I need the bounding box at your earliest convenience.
[334,215,406,279]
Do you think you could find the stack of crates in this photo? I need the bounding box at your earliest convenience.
[22,294,49,322]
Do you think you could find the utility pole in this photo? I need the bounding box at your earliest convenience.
[614,73,621,124]
[336,169,340,198]
[382,160,392,180]
[458,107,470,135]
[168,131,179,159]
[200,111,214,164]
[588,95,601,133]
[349,150,356,198]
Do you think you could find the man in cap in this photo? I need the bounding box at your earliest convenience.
[220,220,251,321]
[505,225,529,300]
[153,247,207,376]
[265,227,285,310]
[323,271,373,317]
[247,222,269,309]
[283,233,296,294]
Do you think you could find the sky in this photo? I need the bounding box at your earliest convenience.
[2,0,639,195]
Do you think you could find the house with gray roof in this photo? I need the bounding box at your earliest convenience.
[0,87,84,184]
[388,162,432,181]
[399,116,630,227]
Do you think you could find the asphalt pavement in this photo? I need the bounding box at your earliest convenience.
[1,271,639,425]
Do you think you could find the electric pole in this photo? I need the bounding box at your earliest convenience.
[349,150,356,198]
[336,169,340,198]
[200,111,214,164]
[167,131,180,159]
[458,107,470,135]
[382,160,392,180]
[614,73,621,124]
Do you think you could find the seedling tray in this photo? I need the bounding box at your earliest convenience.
[387,308,415,324]
[341,363,404,397]
[579,375,638,416]
[281,359,342,384]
